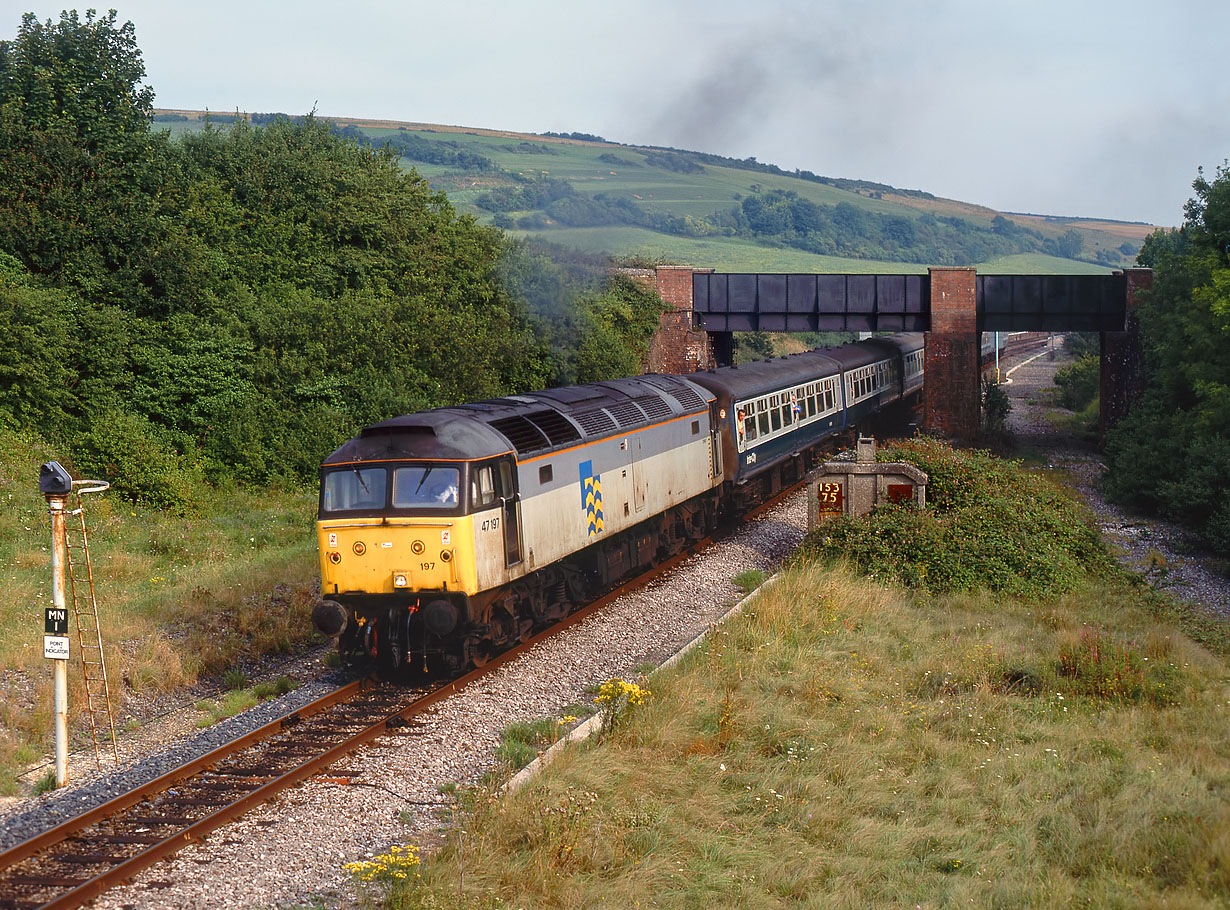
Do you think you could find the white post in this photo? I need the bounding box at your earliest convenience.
[994,332,1001,383]
[47,493,69,787]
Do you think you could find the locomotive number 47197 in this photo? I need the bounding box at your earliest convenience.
[480,517,500,532]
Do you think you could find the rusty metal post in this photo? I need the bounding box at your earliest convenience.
[40,462,73,788]
[48,495,68,787]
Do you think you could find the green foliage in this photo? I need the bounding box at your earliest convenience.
[2,12,655,493]
[1053,354,1100,411]
[793,438,1114,597]
[0,280,78,429]
[1062,331,1100,358]
[981,379,1011,433]
[0,10,154,149]
[734,331,774,363]
[1105,162,1230,555]
[74,409,203,508]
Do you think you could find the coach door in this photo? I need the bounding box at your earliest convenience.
[498,456,522,566]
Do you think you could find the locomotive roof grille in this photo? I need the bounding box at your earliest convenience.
[524,409,581,446]
[670,386,706,412]
[639,375,710,413]
[632,394,672,422]
[574,408,618,436]
[607,401,647,429]
[487,415,550,454]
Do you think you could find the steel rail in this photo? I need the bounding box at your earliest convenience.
[0,677,370,876]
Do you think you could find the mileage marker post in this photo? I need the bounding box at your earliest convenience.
[39,461,74,787]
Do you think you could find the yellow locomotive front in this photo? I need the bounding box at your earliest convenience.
[314,413,520,674]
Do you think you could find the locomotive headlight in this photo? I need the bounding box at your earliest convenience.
[393,572,409,588]
[440,549,453,563]
[411,540,425,555]
[328,552,341,564]
[352,541,366,556]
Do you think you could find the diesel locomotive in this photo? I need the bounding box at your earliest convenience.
[313,333,925,673]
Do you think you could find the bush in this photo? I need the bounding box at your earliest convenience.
[792,438,1114,597]
[981,379,1011,433]
[1054,354,1100,411]
[73,410,203,509]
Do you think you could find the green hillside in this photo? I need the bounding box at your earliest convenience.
[154,111,1151,275]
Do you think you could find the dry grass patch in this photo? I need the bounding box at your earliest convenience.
[389,563,1228,909]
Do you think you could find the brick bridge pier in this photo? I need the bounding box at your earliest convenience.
[632,265,1151,445]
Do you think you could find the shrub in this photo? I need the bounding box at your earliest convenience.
[793,438,1114,597]
[1054,353,1100,411]
[981,379,1011,433]
[73,410,203,509]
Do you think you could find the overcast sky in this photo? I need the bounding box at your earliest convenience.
[30,0,1229,226]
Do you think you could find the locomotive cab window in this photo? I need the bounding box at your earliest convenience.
[392,465,461,508]
[472,465,498,508]
[322,467,387,513]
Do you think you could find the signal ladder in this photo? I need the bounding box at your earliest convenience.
[64,481,119,769]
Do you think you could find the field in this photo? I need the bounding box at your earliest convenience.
[152,111,1148,275]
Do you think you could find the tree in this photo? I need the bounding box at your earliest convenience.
[1056,229,1084,259]
[1105,162,1230,554]
[0,10,154,150]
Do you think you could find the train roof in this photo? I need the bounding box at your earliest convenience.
[686,349,843,403]
[686,333,923,403]
[321,374,715,467]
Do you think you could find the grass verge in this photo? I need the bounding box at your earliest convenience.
[0,428,323,793]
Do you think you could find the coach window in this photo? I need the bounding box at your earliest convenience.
[743,409,757,442]
[757,404,770,437]
[770,405,782,433]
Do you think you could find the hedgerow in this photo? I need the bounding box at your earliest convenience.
[793,438,1115,597]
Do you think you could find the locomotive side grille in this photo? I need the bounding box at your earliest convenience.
[574,408,617,436]
[607,401,647,428]
[488,415,550,454]
[633,395,672,422]
[524,409,582,446]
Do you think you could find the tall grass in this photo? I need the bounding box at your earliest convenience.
[0,428,322,792]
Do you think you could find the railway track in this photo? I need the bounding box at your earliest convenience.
[0,516,738,910]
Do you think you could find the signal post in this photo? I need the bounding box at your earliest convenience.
[40,461,74,787]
